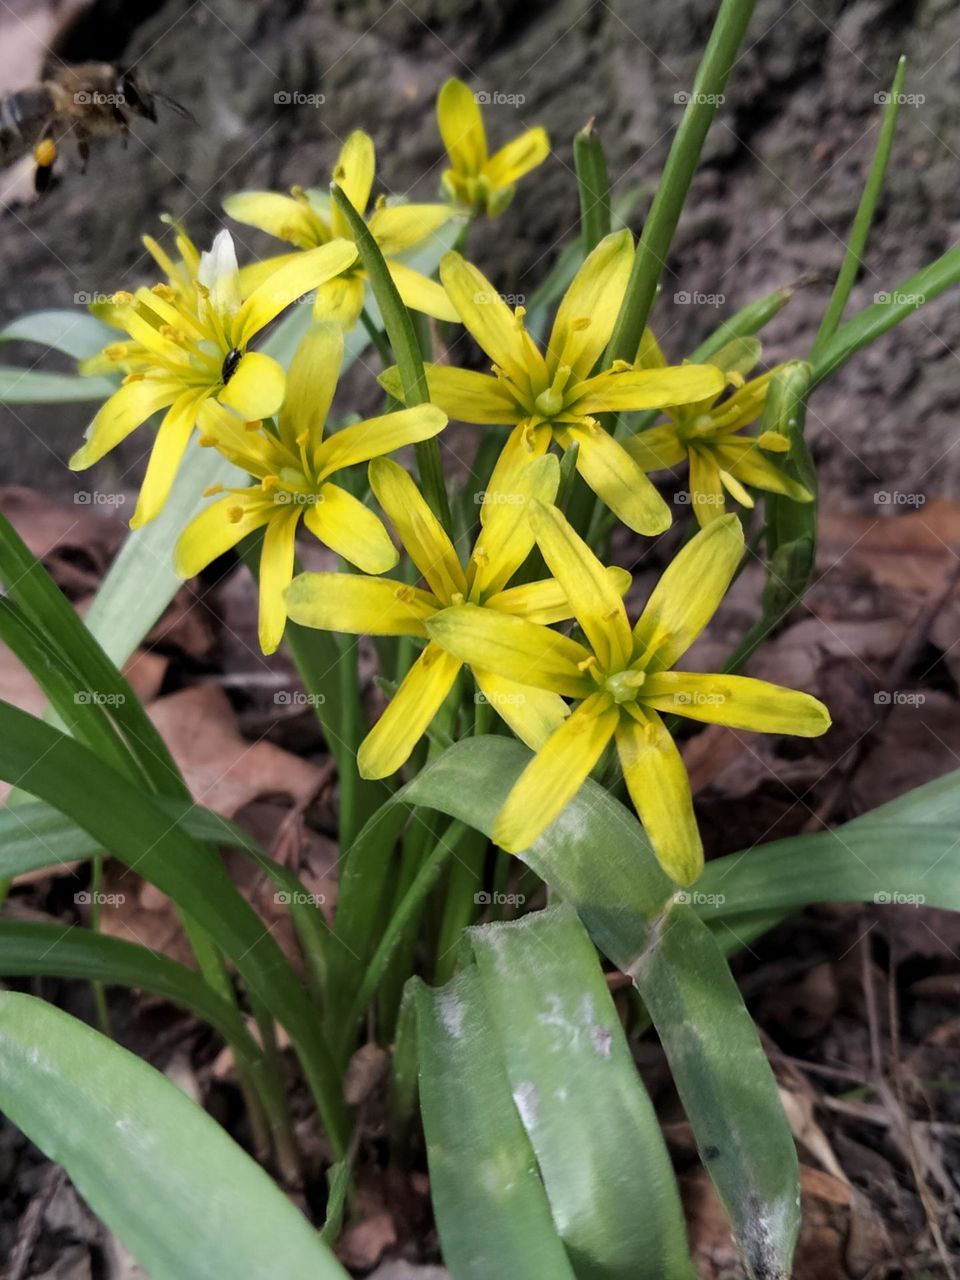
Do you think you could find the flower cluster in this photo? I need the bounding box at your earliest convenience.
[71,83,829,884]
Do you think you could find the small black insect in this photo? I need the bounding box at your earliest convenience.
[221,347,242,384]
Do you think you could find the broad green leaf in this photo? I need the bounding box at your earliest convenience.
[0,993,348,1280]
[0,699,347,1152]
[344,735,798,1278]
[471,903,693,1280]
[414,968,578,1280]
[0,367,115,402]
[0,309,118,359]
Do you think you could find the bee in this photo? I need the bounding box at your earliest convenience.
[0,62,188,195]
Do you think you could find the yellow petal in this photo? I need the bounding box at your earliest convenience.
[492,693,618,852]
[284,572,437,636]
[425,604,592,699]
[279,322,342,453]
[368,457,465,601]
[258,509,300,654]
[312,274,366,329]
[358,642,462,779]
[565,421,672,536]
[237,252,303,298]
[368,204,456,257]
[130,389,207,528]
[547,229,633,381]
[484,127,550,188]
[379,362,521,424]
[316,404,447,477]
[632,514,743,672]
[486,566,630,626]
[236,240,358,344]
[223,191,325,249]
[714,441,812,502]
[640,671,831,737]
[635,327,667,370]
[437,78,487,175]
[616,707,703,885]
[331,130,376,234]
[69,379,180,470]
[175,492,273,578]
[385,260,459,322]
[571,364,726,414]
[469,453,560,598]
[303,482,398,574]
[528,499,631,671]
[623,423,687,472]
[439,252,546,394]
[473,668,569,750]
[688,446,726,526]
[483,421,553,521]
[218,351,286,420]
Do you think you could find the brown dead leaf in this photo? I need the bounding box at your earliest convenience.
[0,486,126,599]
[148,684,326,819]
[819,498,960,595]
[337,1212,397,1273]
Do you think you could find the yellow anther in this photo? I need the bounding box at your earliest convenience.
[450,591,465,606]
[111,290,135,306]
[227,506,245,524]
[202,483,225,497]
[151,283,176,302]
[758,430,790,453]
[244,420,261,432]
[261,475,281,491]
[296,430,310,448]
[121,372,146,384]
[198,435,217,448]
[394,585,416,603]
[571,316,591,331]
[104,343,129,361]
[577,655,598,674]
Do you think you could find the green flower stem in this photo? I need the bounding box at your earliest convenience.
[330,184,453,533]
[811,57,907,359]
[574,120,611,255]
[359,307,394,369]
[604,0,758,364]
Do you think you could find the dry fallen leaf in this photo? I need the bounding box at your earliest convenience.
[819,497,960,595]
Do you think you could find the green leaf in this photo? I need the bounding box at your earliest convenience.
[0,309,118,359]
[344,735,798,1277]
[0,699,348,1153]
[470,903,694,1280]
[414,967,579,1280]
[574,123,612,255]
[0,992,348,1280]
[0,368,116,403]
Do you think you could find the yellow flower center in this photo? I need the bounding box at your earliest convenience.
[603,669,646,704]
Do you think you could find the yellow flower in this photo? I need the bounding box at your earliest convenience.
[624,332,813,526]
[284,455,631,779]
[175,323,447,655]
[71,227,357,528]
[436,78,550,217]
[380,231,727,535]
[224,131,458,330]
[425,505,830,884]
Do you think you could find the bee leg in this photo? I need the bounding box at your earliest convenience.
[32,138,57,195]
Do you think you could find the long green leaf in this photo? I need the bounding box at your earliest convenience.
[471,903,693,1280]
[414,968,579,1280]
[0,309,118,359]
[0,993,348,1280]
[0,368,115,402]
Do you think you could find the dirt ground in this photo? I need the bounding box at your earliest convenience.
[2,1,960,1277]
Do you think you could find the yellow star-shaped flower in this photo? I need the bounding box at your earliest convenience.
[380,231,727,535]
[426,504,830,884]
